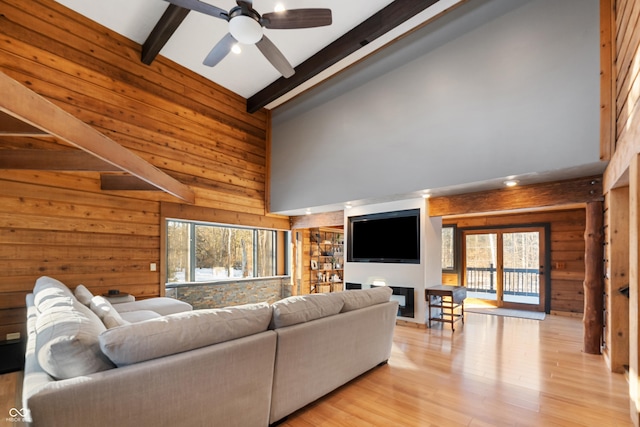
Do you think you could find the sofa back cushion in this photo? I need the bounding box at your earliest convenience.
[33,276,76,313]
[338,286,393,312]
[270,293,344,329]
[99,302,272,366]
[35,299,115,380]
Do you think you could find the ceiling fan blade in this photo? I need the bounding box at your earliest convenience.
[203,33,236,67]
[262,9,332,29]
[255,36,294,78]
[164,0,228,20]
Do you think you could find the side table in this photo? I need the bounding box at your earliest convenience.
[425,285,466,331]
[101,292,135,304]
[0,338,25,374]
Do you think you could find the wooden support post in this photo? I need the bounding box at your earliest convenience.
[584,201,604,354]
[605,187,630,372]
[630,156,640,421]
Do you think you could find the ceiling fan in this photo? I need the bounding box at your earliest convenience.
[164,0,332,78]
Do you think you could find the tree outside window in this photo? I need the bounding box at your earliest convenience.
[166,220,277,283]
[442,225,456,271]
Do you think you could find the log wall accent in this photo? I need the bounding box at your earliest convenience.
[443,208,587,314]
[429,176,602,217]
[0,0,275,339]
[290,211,345,229]
[583,201,604,354]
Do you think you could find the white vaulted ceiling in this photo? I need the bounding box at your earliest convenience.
[54,0,463,108]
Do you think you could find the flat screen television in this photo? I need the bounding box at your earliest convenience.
[347,209,420,264]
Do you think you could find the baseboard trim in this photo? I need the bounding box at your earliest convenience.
[395,319,426,329]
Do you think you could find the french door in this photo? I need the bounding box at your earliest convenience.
[463,227,545,311]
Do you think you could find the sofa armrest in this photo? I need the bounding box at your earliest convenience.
[270,301,398,424]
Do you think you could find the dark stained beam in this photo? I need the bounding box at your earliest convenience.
[247,0,440,113]
[429,176,604,217]
[141,4,191,65]
[101,174,160,191]
[0,149,120,171]
[0,112,48,137]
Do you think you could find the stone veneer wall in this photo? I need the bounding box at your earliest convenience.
[165,277,292,309]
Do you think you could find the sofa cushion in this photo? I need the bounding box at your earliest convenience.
[33,276,75,313]
[339,286,393,312]
[112,297,192,316]
[119,310,163,323]
[270,293,344,329]
[90,296,129,329]
[74,284,94,307]
[35,299,115,380]
[99,302,272,366]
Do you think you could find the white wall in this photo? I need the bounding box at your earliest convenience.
[270,0,600,213]
[344,199,442,324]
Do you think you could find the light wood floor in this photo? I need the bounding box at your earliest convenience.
[0,313,632,427]
[281,313,632,427]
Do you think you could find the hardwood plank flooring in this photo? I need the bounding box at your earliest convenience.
[0,314,631,426]
[281,313,632,426]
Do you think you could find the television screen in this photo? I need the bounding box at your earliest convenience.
[347,209,420,263]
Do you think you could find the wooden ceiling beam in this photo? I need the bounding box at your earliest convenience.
[0,71,195,203]
[429,176,604,217]
[141,4,191,65]
[0,149,120,171]
[247,0,440,113]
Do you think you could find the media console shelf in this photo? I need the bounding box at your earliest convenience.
[425,285,466,331]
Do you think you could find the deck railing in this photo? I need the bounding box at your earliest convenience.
[466,265,539,296]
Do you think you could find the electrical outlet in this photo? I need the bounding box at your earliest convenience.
[6,332,20,341]
[150,263,157,272]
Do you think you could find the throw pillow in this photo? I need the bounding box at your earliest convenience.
[74,284,94,307]
[90,296,129,329]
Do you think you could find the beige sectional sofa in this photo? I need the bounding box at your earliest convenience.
[22,276,398,427]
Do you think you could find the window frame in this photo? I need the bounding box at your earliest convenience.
[441,224,457,272]
[165,218,286,285]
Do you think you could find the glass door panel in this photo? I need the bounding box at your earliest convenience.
[463,227,545,311]
[502,232,540,305]
[464,233,498,301]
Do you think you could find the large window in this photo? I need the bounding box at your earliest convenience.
[166,220,281,283]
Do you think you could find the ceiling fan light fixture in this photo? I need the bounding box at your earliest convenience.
[229,15,263,44]
[231,44,242,54]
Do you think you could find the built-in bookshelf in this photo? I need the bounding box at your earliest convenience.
[308,228,344,294]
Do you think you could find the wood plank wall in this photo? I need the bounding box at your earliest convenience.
[614,0,640,149]
[442,209,586,315]
[601,0,640,398]
[0,0,272,338]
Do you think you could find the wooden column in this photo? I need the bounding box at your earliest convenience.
[630,156,640,421]
[584,201,604,354]
[605,187,630,373]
